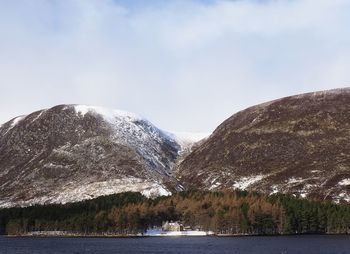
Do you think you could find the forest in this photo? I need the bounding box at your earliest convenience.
[0,190,349,236]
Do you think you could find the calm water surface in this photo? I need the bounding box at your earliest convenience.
[0,235,349,254]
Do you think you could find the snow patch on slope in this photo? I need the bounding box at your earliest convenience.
[1,115,26,135]
[334,192,350,203]
[0,177,171,208]
[209,181,222,190]
[11,115,26,127]
[338,179,350,186]
[31,110,46,122]
[233,175,265,190]
[287,177,305,184]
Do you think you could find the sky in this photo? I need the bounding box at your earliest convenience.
[0,0,350,133]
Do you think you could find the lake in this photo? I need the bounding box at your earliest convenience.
[0,235,349,254]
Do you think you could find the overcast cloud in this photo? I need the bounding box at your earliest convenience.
[0,0,349,132]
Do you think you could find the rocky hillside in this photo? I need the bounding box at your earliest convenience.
[177,88,350,203]
[0,105,203,208]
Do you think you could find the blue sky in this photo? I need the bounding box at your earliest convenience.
[0,0,350,132]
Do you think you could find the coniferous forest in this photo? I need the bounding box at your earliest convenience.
[0,190,349,236]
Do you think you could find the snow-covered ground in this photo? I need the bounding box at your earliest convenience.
[337,192,350,203]
[144,229,214,236]
[338,179,350,186]
[0,177,171,208]
[233,175,265,190]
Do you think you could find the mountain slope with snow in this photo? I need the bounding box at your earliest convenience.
[178,88,350,203]
[0,105,205,208]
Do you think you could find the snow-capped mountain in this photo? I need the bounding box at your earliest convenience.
[178,88,350,203]
[0,104,205,208]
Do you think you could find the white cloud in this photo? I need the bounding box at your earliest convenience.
[0,0,350,132]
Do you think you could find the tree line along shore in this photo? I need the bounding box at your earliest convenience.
[0,190,349,236]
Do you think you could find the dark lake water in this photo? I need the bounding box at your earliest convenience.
[1,235,349,254]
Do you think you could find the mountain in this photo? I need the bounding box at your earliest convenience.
[0,104,204,208]
[2,88,350,207]
[177,88,350,203]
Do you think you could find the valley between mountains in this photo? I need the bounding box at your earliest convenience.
[1,88,350,208]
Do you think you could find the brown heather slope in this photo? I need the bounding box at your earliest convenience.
[177,88,350,202]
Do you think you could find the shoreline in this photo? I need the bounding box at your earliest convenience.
[3,233,349,238]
